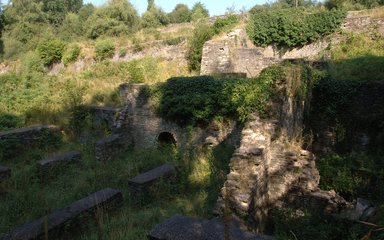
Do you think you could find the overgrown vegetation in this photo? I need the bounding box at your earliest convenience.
[186,14,240,71]
[247,8,346,48]
[149,64,312,125]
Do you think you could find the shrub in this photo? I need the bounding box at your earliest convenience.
[186,23,214,72]
[94,39,116,61]
[36,37,65,66]
[62,44,81,65]
[212,15,239,34]
[246,8,346,48]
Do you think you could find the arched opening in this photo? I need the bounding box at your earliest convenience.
[157,132,176,146]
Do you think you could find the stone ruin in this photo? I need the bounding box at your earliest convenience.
[200,15,384,78]
[128,163,176,203]
[0,188,123,240]
[37,151,82,172]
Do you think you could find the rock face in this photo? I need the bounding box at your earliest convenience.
[201,16,384,78]
[128,163,176,202]
[37,151,81,172]
[0,188,123,240]
[0,166,11,182]
[148,214,273,240]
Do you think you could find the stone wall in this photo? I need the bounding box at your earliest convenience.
[0,125,61,158]
[115,83,241,150]
[201,16,384,78]
[217,75,348,232]
[87,105,120,132]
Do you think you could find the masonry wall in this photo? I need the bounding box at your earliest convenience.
[201,16,384,78]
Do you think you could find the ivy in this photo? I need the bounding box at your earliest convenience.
[246,8,346,48]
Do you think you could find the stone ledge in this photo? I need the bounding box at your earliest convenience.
[37,151,82,172]
[0,188,123,240]
[0,166,11,182]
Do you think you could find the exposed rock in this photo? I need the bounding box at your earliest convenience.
[128,163,175,202]
[0,188,123,240]
[148,214,273,240]
[37,151,81,172]
[0,166,11,182]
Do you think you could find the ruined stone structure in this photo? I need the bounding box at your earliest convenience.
[87,105,120,132]
[37,151,82,172]
[0,166,11,182]
[0,188,123,240]
[128,163,176,203]
[216,76,349,232]
[115,83,241,150]
[201,16,384,78]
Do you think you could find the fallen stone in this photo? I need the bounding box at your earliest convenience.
[148,214,273,240]
[37,151,81,172]
[0,166,11,182]
[129,163,175,202]
[0,188,123,240]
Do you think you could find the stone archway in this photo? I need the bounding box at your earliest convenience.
[157,132,177,146]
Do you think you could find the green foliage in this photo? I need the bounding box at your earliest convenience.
[271,207,368,240]
[42,0,83,25]
[152,65,291,125]
[94,39,115,61]
[190,2,209,21]
[163,36,184,46]
[37,37,65,66]
[62,44,81,65]
[168,3,191,23]
[186,22,214,71]
[247,8,346,48]
[317,153,384,201]
[212,14,239,34]
[141,7,170,28]
[327,33,384,82]
[0,113,24,131]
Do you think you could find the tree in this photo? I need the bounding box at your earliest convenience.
[42,0,83,25]
[147,0,154,11]
[191,2,209,21]
[105,0,139,30]
[168,3,191,23]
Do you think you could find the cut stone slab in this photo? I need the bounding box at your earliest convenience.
[95,134,123,161]
[37,151,81,172]
[0,188,123,240]
[0,166,11,182]
[128,163,175,202]
[148,214,273,240]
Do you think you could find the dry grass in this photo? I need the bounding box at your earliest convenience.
[348,6,384,18]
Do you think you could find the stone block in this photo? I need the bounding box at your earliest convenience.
[128,163,175,202]
[0,188,123,240]
[95,134,123,161]
[0,166,11,182]
[37,151,81,172]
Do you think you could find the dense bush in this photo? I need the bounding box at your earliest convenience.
[317,153,384,201]
[152,65,291,125]
[168,3,191,23]
[36,37,66,66]
[212,15,239,34]
[94,39,115,61]
[62,44,81,65]
[186,23,214,72]
[246,8,346,48]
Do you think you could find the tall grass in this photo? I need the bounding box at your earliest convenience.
[0,136,234,239]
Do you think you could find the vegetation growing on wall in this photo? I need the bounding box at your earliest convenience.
[150,64,313,125]
[246,8,346,48]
